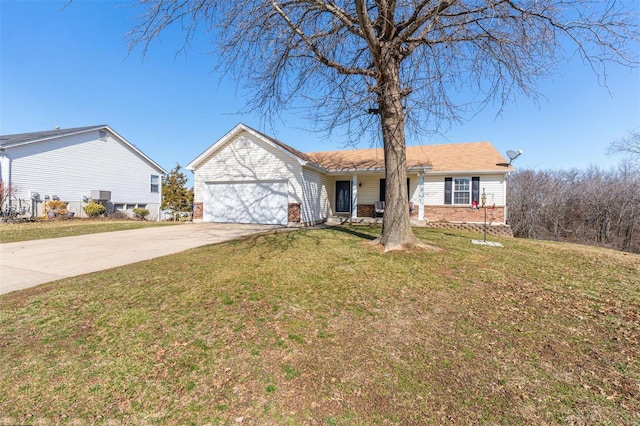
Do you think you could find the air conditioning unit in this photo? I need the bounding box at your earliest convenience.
[90,190,111,201]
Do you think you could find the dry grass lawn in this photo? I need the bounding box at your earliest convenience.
[1,226,638,424]
[0,219,177,243]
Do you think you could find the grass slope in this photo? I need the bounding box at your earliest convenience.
[1,227,638,424]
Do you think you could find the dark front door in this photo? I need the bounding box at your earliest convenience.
[335,181,351,213]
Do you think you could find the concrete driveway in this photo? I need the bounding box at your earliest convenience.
[0,223,281,295]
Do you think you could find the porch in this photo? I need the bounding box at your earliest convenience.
[325,171,506,225]
[329,169,429,221]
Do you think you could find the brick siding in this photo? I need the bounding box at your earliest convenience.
[425,205,505,224]
[357,204,374,217]
[288,203,301,223]
[193,202,203,220]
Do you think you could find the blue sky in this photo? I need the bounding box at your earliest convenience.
[1,0,638,176]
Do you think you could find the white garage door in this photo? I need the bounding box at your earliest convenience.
[203,181,288,225]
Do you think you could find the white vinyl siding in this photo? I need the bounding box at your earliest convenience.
[6,129,163,219]
[349,175,380,204]
[301,168,332,223]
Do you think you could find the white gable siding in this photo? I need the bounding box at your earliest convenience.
[425,174,506,205]
[193,132,304,206]
[7,130,163,218]
[301,168,332,223]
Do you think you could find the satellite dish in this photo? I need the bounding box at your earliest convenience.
[506,149,523,164]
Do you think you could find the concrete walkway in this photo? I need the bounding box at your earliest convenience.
[0,223,281,295]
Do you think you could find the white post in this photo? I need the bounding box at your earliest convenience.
[351,175,358,219]
[418,171,425,220]
[503,174,509,224]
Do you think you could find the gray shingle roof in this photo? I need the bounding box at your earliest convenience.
[0,125,108,146]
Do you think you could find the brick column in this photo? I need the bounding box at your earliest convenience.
[193,202,203,220]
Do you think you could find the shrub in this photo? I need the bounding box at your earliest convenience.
[44,200,68,214]
[83,202,106,217]
[107,210,130,220]
[133,207,150,220]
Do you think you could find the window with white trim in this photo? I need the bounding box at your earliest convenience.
[453,178,470,204]
[150,175,159,193]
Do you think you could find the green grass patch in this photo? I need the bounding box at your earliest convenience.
[0,219,177,243]
[1,226,638,424]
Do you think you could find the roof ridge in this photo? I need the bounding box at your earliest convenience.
[1,124,107,137]
[306,140,493,155]
[0,125,109,146]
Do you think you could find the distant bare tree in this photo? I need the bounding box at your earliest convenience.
[129,0,638,251]
[608,130,640,161]
[509,164,640,253]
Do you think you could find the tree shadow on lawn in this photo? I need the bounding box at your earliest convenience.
[218,225,377,259]
[326,225,378,241]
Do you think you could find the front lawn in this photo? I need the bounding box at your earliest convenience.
[1,227,638,424]
[0,219,178,243]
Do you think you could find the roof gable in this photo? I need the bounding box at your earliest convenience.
[186,123,312,170]
[0,125,167,174]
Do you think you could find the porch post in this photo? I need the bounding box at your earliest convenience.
[351,175,358,219]
[418,171,425,220]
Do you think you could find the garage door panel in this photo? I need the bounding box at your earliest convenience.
[203,181,288,225]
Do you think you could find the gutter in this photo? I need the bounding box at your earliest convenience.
[322,165,433,175]
[426,169,514,175]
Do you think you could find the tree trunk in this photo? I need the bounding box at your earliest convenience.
[376,57,419,251]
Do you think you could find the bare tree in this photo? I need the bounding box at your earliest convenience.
[509,164,640,253]
[0,183,18,212]
[608,130,640,161]
[129,0,638,251]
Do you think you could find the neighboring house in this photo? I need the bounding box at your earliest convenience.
[186,123,515,226]
[0,125,167,220]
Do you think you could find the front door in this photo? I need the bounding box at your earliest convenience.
[335,181,351,213]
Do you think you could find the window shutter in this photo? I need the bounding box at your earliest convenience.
[472,177,480,205]
[444,177,452,204]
